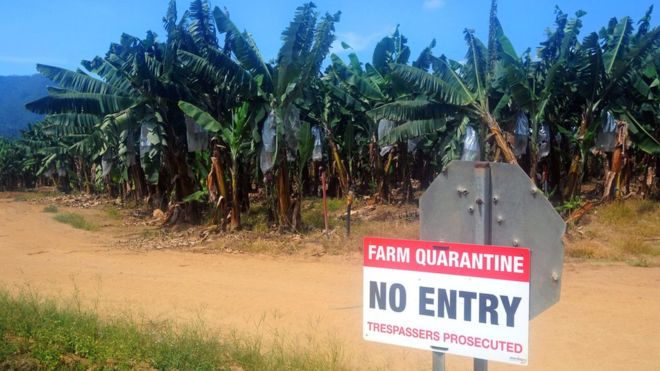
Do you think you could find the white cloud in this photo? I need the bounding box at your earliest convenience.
[423,0,446,10]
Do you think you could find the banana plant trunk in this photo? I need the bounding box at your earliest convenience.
[325,125,353,235]
[229,159,241,230]
[211,146,229,227]
[603,148,623,200]
[548,123,562,201]
[277,155,292,229]
[483,113,518,165]
[82,159,93,194]
[130,162,148,202]
[163,122,200,223]
[603,121,627,200]
[370,134,388,203]
[399,141,413,201]
[58,172,71,194]
[563,111,590,199]
[74,157,83,192]
[529,120,539,186]
[529,153,538,186]
[292,166,304,232]
[327,134,349,194]
[240,163,251,212]
[211,154,229,201]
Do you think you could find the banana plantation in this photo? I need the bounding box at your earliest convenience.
[0,0,658,231]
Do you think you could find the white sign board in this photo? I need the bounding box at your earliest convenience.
[363,237,530,366]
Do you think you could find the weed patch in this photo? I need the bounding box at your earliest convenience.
[54,213,98,231]
[103,206,122,220]
[567,199,660,265]
[12,189,55,202]
[600,202,634,224]
[242,204,271,233]
[0,290,347,370]
[302,197,345,230]
[566,244,596,259]
[43,205,58,213]
[629,257,650,267]
[636,200,657,214]
[620,238,652,256]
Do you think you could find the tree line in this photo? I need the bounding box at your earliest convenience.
[0,0,658,231]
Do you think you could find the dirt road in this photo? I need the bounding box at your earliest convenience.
[1,197,659,370]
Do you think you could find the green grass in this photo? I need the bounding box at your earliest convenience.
[53,212,98,231]
[0,290,346,370]
[302,197,345,230]
[103,205,122,220]
[303,211,330,230]
[239,198,348,232]
[43,205,58,213]
[324,198,344,213]
[629,257,650,268]
[555,196,583,216]
[14,191,50,202]
[600,201,635,224]
[242,204,271,233]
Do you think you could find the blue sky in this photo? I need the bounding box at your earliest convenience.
[0,0,656,76]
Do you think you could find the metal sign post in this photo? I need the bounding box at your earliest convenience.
[420,161,565,370]
[428,162,493,371]
[432,352,445,371]
[472,164,490,371]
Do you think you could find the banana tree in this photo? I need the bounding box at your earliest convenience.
[26,62,156,198]
[268,5,340,229]
[0,138,33,190]
[16,119,77,193]
[561,13,660,198]
[602,8,660,199]
[387,27,518,165]
[174,4,267,227]
[96,28,209,219]
[25,23,206,220]
[325,27,424,201]
[494,12,577,185]
[209,3,340,230]
[25,63,140,194]
[380,1,517,165]
[178,101,264,229]
[610,6,660,156]
[367,36,456,199]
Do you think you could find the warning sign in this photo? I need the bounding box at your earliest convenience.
[363,237,530,365]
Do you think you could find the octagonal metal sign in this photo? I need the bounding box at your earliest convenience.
[419,161,565,319]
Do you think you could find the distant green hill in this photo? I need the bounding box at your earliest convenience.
[0,75,51,138]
